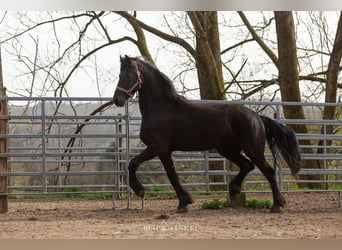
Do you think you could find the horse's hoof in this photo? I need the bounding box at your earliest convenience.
[280,196,287,207]
[176,207,188,213]
[188,197,194,204]
[137,189,145,198]
[270,206,282,213]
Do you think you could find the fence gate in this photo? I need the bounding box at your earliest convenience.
[0,97,342,210]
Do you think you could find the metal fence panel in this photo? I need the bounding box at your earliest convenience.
[0,96,342,205]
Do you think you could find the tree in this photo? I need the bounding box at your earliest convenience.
[319,12,342,145]
[186,11,225,100]
[2,11,342,190]
[274,11,321,188]
[238,11,342,188]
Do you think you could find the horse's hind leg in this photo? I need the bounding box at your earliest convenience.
[229,155,255,199]
[251,156,286,213]
[218,148,255,199]
[159,153,194,213]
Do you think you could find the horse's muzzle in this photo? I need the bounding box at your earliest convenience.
[113,91,126,107]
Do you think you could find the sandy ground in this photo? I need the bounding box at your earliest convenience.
[0,192,341,239]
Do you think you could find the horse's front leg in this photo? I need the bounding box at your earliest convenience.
[159,153,194,213]
[128,146,156,198]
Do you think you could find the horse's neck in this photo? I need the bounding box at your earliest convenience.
[138,90,167,116]
[137,72,182,116]
[138,85,175,117]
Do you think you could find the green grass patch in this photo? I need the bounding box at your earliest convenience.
[8,188,114,200]
[145,186,176,197]
[329,186,342,191]
[201,198,273,209]
[246,198,273,209]
[201,199,228,209]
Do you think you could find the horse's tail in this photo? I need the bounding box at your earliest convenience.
[261,115,301,176]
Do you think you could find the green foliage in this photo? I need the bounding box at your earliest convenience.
[201,199,228,209]
[201,198,273,209]
[246,198,273,209]
[9,189,114,200]
[146,186,176,197]
[329,185,342,191]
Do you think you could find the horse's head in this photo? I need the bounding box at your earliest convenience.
[113,55,143,107]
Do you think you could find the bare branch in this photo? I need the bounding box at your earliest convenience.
[238,11,279,68]
[114,11,196,58]
[0,12,92,44]
[221,39,254,55]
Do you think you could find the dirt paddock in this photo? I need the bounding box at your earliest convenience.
[0,192,341,239]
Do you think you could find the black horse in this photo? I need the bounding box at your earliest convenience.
[113,56,301,213]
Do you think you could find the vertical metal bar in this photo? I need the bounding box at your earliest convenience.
[119,117,125,199]
[114,118,120,199]
[204,151,209,193]
[57,123,62,189]
[275,103,281,121]
[41,99,47,194]
[223,160,227,188]
[125,100,131,209]
[112,118,120,209]
[323,124,327,186]
[275,103,283,191]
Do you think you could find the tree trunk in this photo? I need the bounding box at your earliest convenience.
[318,12,342,148]
[187,11,225,100]
[275,11,322,189]
[187,11,226,191]
[317,13,342,188]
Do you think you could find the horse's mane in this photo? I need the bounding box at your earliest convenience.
[134,57,187,103]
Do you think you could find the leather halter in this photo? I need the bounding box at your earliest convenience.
[116,61,143,98]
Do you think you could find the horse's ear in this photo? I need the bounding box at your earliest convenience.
[120,55,131,63]
[124,55,131,63]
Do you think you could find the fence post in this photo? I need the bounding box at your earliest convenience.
[117,115,123,199]
[0,47,8,213]
[125,101,131,209]
[323,123,327,187]
[274,107,283,192]
[41,99,47,194]
[204,151,209,193]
